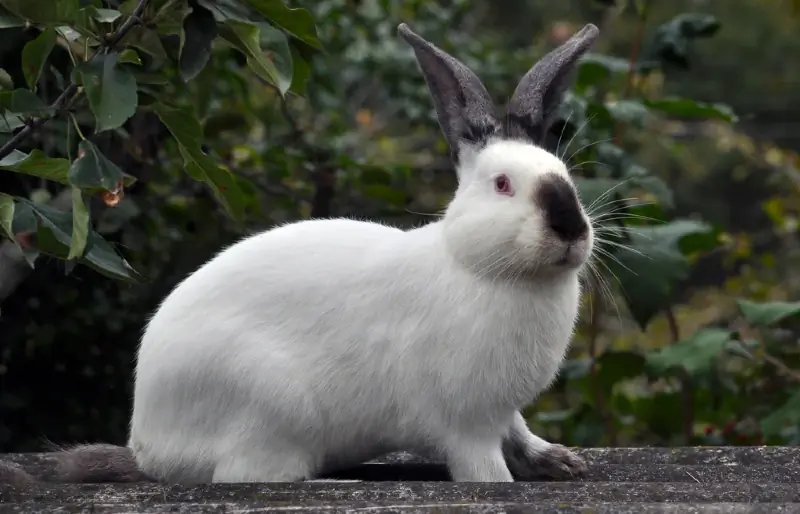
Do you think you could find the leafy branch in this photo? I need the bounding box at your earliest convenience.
[0,0,149,161]
[0,0,323,282]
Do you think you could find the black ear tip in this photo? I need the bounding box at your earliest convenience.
[397,23,431,52]
[397,23,415,39]
[575,23,600,42]
[583,23,600,34]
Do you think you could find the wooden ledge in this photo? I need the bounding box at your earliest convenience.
[1,447,799,513]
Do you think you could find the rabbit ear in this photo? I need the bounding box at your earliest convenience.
[398,23,501,172]
[506,24,599,146]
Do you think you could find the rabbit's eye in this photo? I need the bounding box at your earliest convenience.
[494,174,513,196]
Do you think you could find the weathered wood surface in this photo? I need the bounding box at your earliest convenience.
[1,447,799,513]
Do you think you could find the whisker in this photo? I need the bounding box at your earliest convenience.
[560,115,599,162]
[569,160,611,174]
[585,179,634,214]
[594,247,637,276]
[555,111,574,159]
[591,262,620,322]
[564,135,611,166]
[596,237,647,257]
[593,212,662,225]
[594,226,650,238]
[588,195,642,214]
[405,208,444,218]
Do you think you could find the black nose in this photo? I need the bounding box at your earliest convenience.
[536,173,589,241]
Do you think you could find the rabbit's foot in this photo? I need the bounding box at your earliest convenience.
[503,440,587,480]
[503,411,587,480]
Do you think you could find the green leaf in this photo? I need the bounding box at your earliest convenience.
[559,358,592,380]
[288,44,309,96]
[761,389,800,438]
[179,2,217,82]
[646,328,733,377]
[624,164,674,209]
[0,68,13,90]
[67,187,89,260]
[19,199,139,282]
[0,111,24,132]
[118,48,142,65]
[644,97,737,123]
[0,149,70,182]
[737,299,800,327]
[606,99,652,127]
[11,198,36,234]
[153,102,246,220]
[196,0,255,22]
[0,193,14,239]
[9,199,39,266]
[259,22,293,95]
[93,7,120,23]
[0,88,54,116]
[21,27,57,90]
[614,220,715,330]
[218,19,289,95]
[78,52,138,132]
[647,13,721,69]
[67,140,124,192]
[0,0,80,25]
[242,0,322,49]
[82,230,140,281]
[0,4,24,27]
[120,25,169,67]
[73,5,108,37]
[596,350,646,392]
[576,53,629,87]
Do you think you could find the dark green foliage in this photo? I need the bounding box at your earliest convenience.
[0,0,798,452]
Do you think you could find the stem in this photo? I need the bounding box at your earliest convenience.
[588,285,617,445]
[0,84,77,161]
[666,307,680,341]
[613,1,649,146]
[680,371,694,444]
[666,306,693,443]
[0,0,150,161]
[70,114,86,141]
[761,352,800,383]
[278,96,335,218]
[735,334,800,383]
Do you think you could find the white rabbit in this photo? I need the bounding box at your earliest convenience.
[0,22,599,485]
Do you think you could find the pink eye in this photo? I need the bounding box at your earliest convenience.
[494,174,513,196]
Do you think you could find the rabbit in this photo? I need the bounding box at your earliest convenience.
[0,21,599,486]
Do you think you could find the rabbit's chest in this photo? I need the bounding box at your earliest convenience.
[440,281,580,408]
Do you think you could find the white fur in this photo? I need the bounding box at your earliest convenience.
[128,139,593,483]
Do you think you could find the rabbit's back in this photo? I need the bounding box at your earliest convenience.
[129,218,423,479]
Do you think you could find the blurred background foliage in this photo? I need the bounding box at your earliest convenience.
[0,0,799,452]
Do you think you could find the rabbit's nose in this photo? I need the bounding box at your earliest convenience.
[549,214,589,242]
[536,173,589,242]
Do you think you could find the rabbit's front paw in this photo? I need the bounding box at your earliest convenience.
[503,441,587,480]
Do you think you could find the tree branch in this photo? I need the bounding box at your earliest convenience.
[587,283,617,445]
[0,0,150,161]
[278,96,336,218]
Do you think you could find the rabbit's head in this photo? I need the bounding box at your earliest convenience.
[399,23,598,279]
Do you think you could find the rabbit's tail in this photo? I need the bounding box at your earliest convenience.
[0,460,35,486]
[0,443,154,486]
